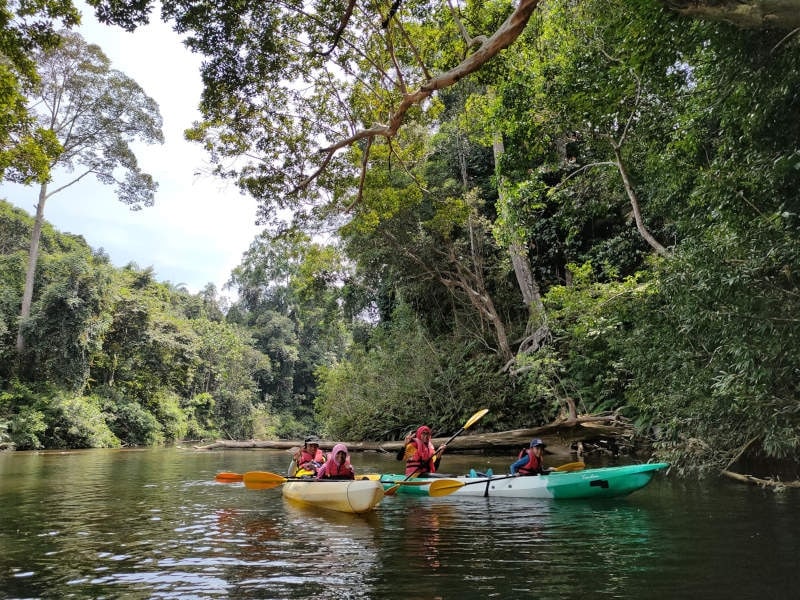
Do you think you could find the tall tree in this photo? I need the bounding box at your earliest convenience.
[16,30,163,354]
[227,230,350,432]
[0,0,81,185]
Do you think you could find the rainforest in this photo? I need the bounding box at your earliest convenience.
[1,0,799,481]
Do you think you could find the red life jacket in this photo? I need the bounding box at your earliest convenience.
[405,437,437,475]
[298,447,325,471]
[318,443,355,479]
[517,448,544,475]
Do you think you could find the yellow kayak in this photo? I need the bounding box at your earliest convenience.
[282,479,385,514]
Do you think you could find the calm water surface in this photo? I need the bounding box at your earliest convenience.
[0,448,797,599]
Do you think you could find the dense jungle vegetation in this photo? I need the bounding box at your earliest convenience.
[1,0,799,477]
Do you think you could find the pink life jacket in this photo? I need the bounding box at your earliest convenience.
[317,443,355,480]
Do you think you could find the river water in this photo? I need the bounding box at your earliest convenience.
[0,448,797,599]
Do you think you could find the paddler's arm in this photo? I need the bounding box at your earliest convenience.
[509,456,527,475]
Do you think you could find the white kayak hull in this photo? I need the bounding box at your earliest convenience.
[282,479,385,514]
[379,463,669,499]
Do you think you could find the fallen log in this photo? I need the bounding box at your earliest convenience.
[721,470,800,490]
[194,411,635,457]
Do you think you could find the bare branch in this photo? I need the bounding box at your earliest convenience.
[319,0,358,56]
[319,1,541,151]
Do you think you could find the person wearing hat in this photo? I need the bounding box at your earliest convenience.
[509,438,551,476]
[293,436,325,476]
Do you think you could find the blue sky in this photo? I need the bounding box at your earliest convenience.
[0,2,261,296]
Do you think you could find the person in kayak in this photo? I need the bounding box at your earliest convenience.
[510,438,552,476]
[316,443,355,480]
[396,425,447,476]
[294,436,325,476]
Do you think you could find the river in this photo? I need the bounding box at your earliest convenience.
[0,447,797,599]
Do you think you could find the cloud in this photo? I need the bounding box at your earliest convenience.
[1,2,261,296]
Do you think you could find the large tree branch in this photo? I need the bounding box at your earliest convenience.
[295,0,540,196]
[663,0,800,29]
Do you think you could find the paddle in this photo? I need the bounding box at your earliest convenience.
[553,461,585,473]
[215,471,244,483]
[242,470,289,490]
[243,471,386,490]
[426,461,587,497]
[385,408,489,496]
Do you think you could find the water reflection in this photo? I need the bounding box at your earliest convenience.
[215,495,383,599]
[2,449,799,599]
[368,494,661,598]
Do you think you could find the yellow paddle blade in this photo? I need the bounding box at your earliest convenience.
[427,479,466,497]
[242,471,287,490]
[464,408,489,431]
[215,472,243,483]
[553,461,586,473]
[243,480,284,490]
[384,484,401,496]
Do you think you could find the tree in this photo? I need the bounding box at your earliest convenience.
[77,0,800,235]
[227,230,351,432]
[16,30,163,355]
[0,0,80,185]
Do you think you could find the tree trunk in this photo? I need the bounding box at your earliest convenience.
[16,183,48,355]
[492,132,550,357]
[443,245,516,363]
[492,134,546,314]
[664,0,800,29]
[613,146,668,256]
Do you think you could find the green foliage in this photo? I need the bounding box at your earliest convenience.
[315,303,442,440]
[19,249,115,389]
[2,382,119,449]
[182,392,216,440]
[10,405,47,450]
[227,230,349,425]
[0,200,268,448]
[0,0,79,184]
[102,392,163,446]
[148,390,188,443]
[624,220,800,473]
[540,263,651,415]
[316,301,515,439]
[44,393,120,449]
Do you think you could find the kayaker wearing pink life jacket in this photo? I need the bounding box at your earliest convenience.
[316,443,355,480]
[396,425,447,476]
[510,438,553,476]
[294,436,325,475]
